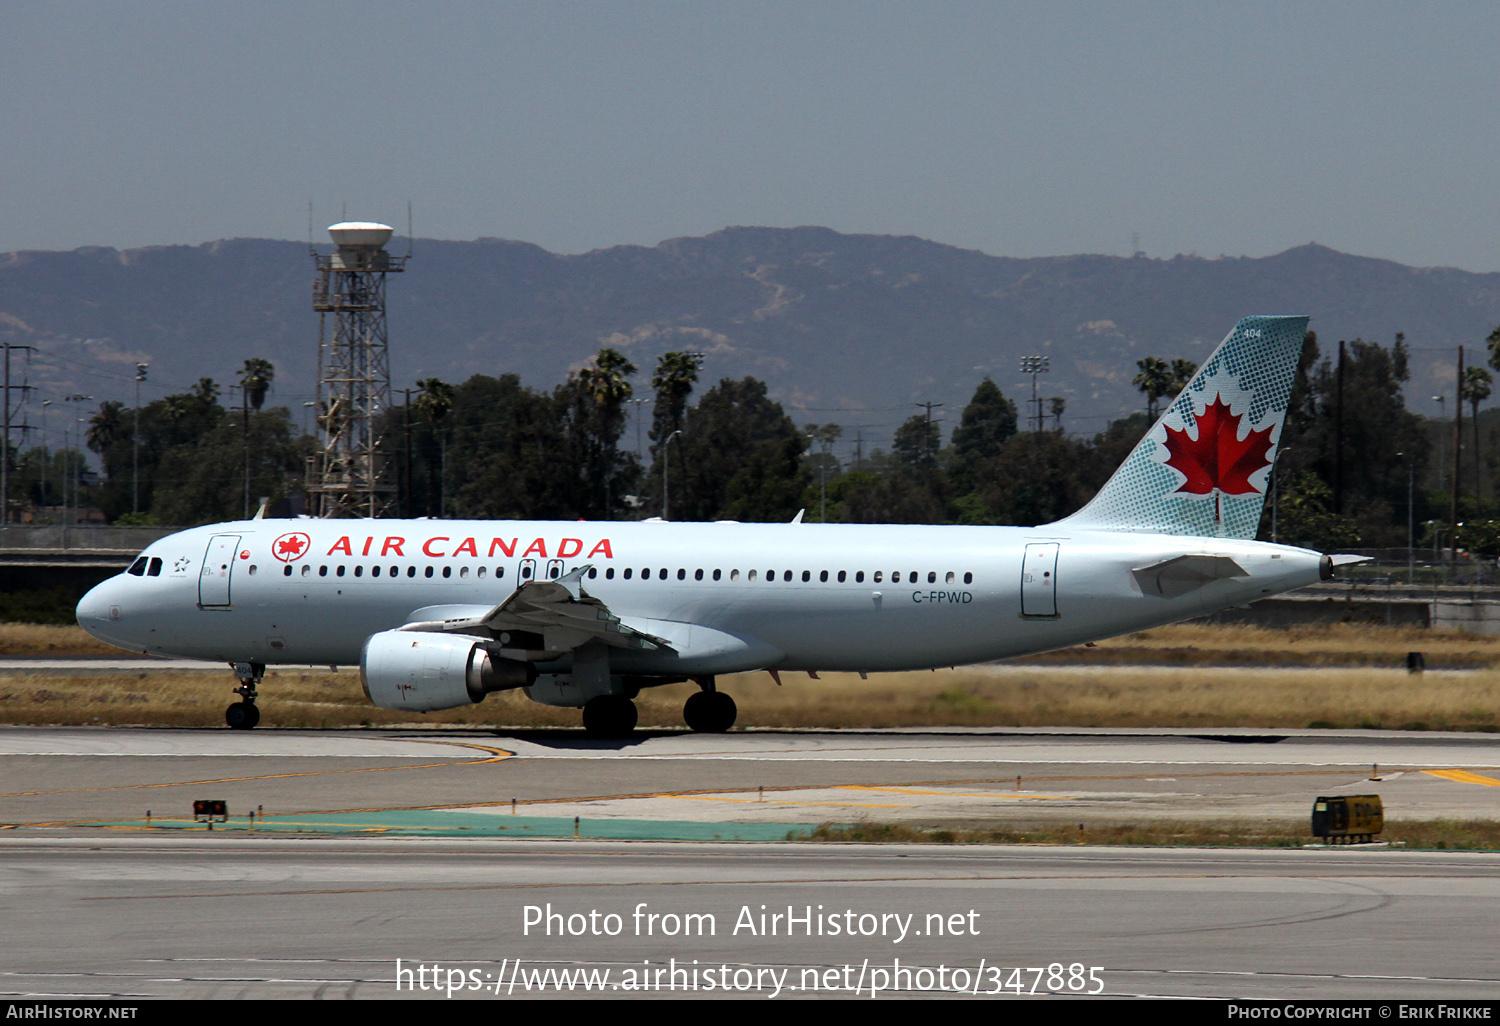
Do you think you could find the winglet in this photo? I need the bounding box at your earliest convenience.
[555,564,593,600]
[790,509,805,524]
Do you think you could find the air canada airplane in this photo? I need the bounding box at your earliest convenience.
[77,315,1349,736]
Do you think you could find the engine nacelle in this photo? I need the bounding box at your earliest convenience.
[360,630,535,712]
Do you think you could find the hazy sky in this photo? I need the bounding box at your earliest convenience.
[3,1,1499,270]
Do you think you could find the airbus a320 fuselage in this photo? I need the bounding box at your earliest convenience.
[76,315,1333,736]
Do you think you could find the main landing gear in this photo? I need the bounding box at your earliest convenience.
[226,661,263,730]
[582,695,638,739]
[683,677,736,733]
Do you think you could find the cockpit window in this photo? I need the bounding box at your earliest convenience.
[126,557,148,576]
[147,557,163,577]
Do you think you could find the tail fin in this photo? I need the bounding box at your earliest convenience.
[1050,314,1309,539]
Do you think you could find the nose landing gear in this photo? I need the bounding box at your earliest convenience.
[683,676,736,733]
[226,661,264,730]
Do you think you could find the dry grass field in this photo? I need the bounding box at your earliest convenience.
[805,819,1500,851]
[2,620,1497,730]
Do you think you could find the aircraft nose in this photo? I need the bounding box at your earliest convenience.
[75,579,131,647]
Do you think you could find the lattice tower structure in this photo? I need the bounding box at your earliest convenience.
[308,222,406,518]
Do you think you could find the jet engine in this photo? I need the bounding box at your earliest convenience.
[360,630,536,712]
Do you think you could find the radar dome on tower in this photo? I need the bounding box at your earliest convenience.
[327,222,393,249]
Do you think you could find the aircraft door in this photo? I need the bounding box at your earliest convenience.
[1021,542,1059,618]
[199,534,241,608]
[518,558,537,584]
[545,558,564,580]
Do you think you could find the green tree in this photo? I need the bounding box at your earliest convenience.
[1133,356,1173,418]
[950,377,1018,493]
[647,352,701,516]
[1463,364,1493,503]
[149,409,310,525]
[239,358,275,411]
[664,377,807,521]
[892,413,941,469]
[567,348,638,519]
[413,377,455,515]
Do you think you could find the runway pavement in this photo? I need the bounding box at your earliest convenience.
[3,835,1499,1000]
[3,725,1500,828]
[4,724,1500,1000]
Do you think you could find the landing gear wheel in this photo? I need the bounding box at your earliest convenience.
[582,695,637,738]
[225,702,260,730]
[683,691,737,733]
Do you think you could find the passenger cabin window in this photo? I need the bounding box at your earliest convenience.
[247,565,257,576]
[302,564,311,577]
[945,571,955,584]
[127,557,148,576]
[712,569,721,581]
[694,569,703,581]
[606,568,615,580]
[677,568,686,581]
[855,571,864,583]
[283,565,293,577]
[588,568,598,579]
[748,570,757,582]
[337,565,346,577]
[424,566,434,578]
[837,571,845,583]
[319,566,329,577]
[354,566,364,578]
[730,569,739,581]
[442,567,452,579]
[964,572,973,584]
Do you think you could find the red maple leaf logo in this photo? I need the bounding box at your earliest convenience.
[273,532,310,562]
[1162,395,1274,495]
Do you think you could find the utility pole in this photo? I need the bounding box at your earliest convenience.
[1333,340,1345,515]
[133,363,148,515]
[402,388,413,519]
[1452,346,1464,559]
[1,344,36,526]
[1433,395,1447,491]
[914,402,944,464]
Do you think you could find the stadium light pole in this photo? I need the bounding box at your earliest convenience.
[133,363,148,515]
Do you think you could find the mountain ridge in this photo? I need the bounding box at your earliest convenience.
[1,228,1494,445]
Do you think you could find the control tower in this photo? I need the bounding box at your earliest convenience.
[307,222,407,518]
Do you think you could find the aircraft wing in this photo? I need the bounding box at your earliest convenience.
[399,566,673,658]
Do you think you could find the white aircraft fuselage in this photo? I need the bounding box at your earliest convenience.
[73,315,1326,733]
[76,517,1324,674]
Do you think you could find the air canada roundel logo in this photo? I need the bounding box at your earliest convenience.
[272,532,311,562]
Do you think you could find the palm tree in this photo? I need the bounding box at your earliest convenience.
[577,348,636,517]
[651,352,700,515]
[413,378,455,516]
[1169,358,1198,400]
[239,358,275,411]
[86,401,124,454]
[1463,365,1493,505]
[1133,356,1173,419]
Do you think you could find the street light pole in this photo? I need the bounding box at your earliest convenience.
[662,429,682,520]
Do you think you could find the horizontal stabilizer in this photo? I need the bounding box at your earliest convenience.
[1328,554,1372,567]
[1132,554,1247,599]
